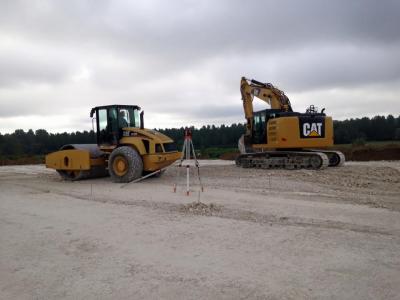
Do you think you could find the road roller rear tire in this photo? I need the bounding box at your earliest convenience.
[108,146,143,183]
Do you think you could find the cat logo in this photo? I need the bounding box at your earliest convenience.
[303,122,323,137]
[299,117,325,138]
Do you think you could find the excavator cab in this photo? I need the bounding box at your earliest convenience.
[252,109,289,144]
[90,105,142,146]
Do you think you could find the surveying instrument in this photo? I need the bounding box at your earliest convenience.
[173,128,204,196]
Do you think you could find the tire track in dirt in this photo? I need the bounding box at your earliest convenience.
[13,182,399,237]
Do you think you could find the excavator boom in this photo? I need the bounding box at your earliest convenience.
[241,77,292,135]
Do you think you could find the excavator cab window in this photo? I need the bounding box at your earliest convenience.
[252,111,267,144]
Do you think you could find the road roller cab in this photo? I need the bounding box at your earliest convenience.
[90,105,142,147]
[45,105,181,183]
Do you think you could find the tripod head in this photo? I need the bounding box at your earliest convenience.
[184,128,192,140]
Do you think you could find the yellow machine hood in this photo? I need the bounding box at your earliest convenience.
[123,128,174,143]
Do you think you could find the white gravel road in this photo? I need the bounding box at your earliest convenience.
[1,161,399,299]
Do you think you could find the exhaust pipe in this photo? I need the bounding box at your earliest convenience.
[140,111,144,129]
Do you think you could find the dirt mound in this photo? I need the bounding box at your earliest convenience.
[0,156,44,166]
[219,152,239,160]
[179,201,221,215]
[336,144,400,161]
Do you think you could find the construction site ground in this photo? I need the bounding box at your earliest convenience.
[1,160,400,299]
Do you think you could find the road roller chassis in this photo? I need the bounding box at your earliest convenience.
[45,105,181,183]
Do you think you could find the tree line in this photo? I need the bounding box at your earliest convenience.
[333,115,400,144]
[0,115,399,156]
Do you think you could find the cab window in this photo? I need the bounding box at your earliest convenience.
[117,108,140,128]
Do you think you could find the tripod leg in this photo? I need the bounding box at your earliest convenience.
[186,165,190,196]
[190,140,199,165]
[174,139,188,193]
[189,140,203,192]
[178,141,187,165]
[196,165,204,192]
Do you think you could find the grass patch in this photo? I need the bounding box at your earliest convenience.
[0,155,44,166]
[198,147,239,159]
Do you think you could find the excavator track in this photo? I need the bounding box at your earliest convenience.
[236,151,329,170]
[310,150,345,167]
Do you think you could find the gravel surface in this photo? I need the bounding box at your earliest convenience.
[1,161,400,299]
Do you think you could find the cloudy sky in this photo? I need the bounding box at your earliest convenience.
[1,0,399,133]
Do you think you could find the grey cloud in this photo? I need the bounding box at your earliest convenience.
[3,1,400,83]
[0,0,400,132]
[189,105,242,120]
[3,1,400,54]
[274,44,400,92]
[0,100,32,117]
[0,54,73,87]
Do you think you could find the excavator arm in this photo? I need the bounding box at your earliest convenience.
[240,77,292,134]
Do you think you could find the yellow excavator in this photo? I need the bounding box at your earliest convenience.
[46,105,181,182]
[236,77,345,169]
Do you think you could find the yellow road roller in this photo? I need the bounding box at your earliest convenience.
[46,105,181,182]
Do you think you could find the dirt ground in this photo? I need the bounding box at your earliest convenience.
[1,161,400,299]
